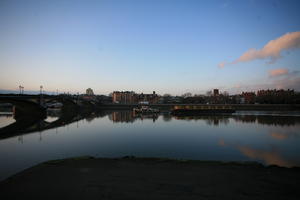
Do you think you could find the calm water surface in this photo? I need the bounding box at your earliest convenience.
[0,110,300,180]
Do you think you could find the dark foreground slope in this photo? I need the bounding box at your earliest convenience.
[1,157,300,200]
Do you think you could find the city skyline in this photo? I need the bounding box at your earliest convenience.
[1,0,300,95]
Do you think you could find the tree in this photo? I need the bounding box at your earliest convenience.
[162,94,172,103]
[182,92,192,98]
[222,91,229,96]
[206,91,212,96]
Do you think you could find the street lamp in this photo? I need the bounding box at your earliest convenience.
[39,85,44,106]
[19,85,24,94]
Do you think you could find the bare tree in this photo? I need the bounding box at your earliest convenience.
[206,91,212,96]
[182,92,192,98]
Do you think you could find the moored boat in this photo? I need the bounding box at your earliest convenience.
[171,105,235,116]
[133,106,159,114]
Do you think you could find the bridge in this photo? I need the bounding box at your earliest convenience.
[0,95,78,119]
[0,94,103,139]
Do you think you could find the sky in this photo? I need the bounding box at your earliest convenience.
[0,0,300,95]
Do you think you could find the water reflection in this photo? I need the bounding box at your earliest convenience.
[109,111,159,123]
[105,111,298,126]
[270,131,299,140]
[173,114,300,127]
[45,109,60,123]
[0,114,15,128]
[219,139,299,167]
[0,110,300,180]
[1,110,300,140]
[0,108,105,140]
[237,145,294,167]
[218,139,298,167]
[234,115,299,126]
[162,113,172,122]
[174,115,230,126]
[105,111,300,127]
[46,108,61,117]
[109,111,135,123]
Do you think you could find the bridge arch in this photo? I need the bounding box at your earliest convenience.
[0,97,46,120]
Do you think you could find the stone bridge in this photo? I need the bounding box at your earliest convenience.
[0,95,77,119]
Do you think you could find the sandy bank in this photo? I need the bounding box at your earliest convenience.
[1,156,300,200]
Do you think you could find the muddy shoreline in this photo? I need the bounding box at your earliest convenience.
[1,156,300,199]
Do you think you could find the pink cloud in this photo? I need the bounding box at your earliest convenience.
[269,68,289,77]
[221,31,300,67]
[225,69,300,93]
[236,31,300,63]
[218,61,226,68]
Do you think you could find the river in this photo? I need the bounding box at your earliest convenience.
[0,110,300,180]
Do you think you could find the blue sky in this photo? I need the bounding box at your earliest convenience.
[0,0,300,95]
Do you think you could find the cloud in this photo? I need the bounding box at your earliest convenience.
[269,68,289,77]
[218,61,226,68]
[225,68,300,93]
[221,31,300,67]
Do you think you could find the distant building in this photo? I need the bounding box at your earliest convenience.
[256,89,294,104]
[242,92,256,104]
[213,89,219,96]
[136,91,159,104]
[112,91,136,104]
[86,88,94,96]
[240,97,245,104]
[112,91,159,104]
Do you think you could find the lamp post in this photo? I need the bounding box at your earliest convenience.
[40,85,43,106]
[19,86,24,95]
[19,85,24,95]
[77,92,79,104]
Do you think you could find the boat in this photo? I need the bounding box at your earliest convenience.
[171,105,235,116]
[133,105,159,114]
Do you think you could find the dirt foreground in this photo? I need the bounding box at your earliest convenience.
[1,156,300,200]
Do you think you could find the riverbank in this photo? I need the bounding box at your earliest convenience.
[98,103,300,111]
[1,156,299,200]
